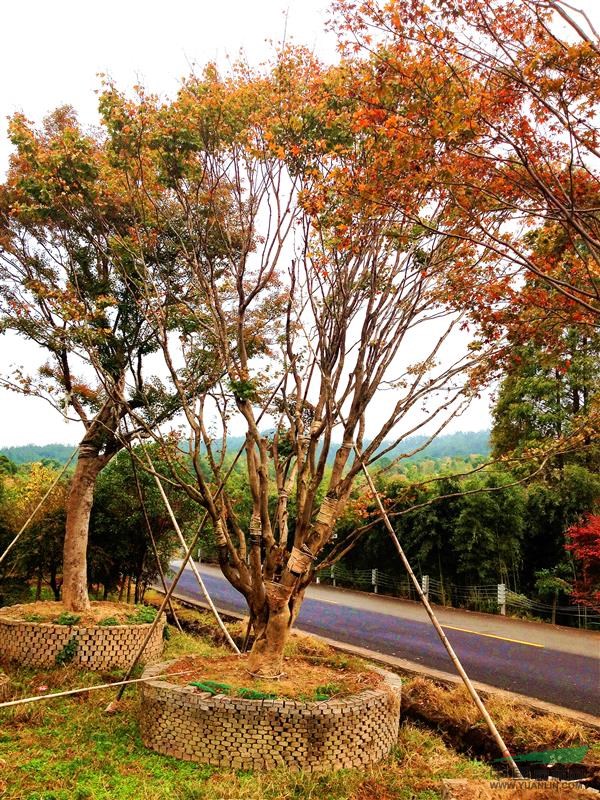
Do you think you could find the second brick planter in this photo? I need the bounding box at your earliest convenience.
[0,617,164,670]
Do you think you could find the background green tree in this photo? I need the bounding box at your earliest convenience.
[89,446,196,602]
[0,109,182,610]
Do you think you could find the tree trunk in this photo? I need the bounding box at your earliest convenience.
[49,566,61,600]
[62,450,103,611]
[134,552,145,604]
[247,603,292,677]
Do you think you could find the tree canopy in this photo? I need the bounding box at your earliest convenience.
[0,0,599,649]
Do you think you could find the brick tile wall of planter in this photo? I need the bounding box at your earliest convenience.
[0,618,164,670]
[139,660,402,771]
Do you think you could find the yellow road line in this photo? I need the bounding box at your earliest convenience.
[442,624,544,648]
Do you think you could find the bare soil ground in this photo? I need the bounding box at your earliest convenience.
[0,600,148,626]
[444,779,594,798]
[166,651,383,700]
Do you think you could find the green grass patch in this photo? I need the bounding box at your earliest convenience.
[164,630,230,660]
[53,612,81,627]
[98,617,120,627]
[124,606,157,625]
[54,636,79,667]
[189,679,277,700]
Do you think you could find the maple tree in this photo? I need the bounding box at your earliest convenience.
[566,514,600,609]
[0,108,180,610]
[97,54,501,676]
[332,0,600,327]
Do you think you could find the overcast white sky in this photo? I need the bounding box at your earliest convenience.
[0,0,597,447]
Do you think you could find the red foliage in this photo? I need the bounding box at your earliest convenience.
[566,515,600,610]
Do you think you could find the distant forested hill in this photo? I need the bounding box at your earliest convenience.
[0,443,76,465]
[0,430,490,467]
[377,430,490,462]
[203,430,490,464]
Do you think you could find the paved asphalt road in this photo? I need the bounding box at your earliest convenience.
[167,562,600,717]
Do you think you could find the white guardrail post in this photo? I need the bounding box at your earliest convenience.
[372,568,378,593]
[497,583,506,615]
[421,574,429,602]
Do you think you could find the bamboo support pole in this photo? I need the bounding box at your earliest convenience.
[129,453,184,633]
[0,447,78,566]
[105,518,212,711]
[140,445,239,654]
[0,669,195,710]
[349,438,523,779]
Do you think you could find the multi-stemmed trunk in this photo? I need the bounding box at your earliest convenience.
[247,574,309,676]
[248,603,293,676]
[244,498,343,676]
[61,447,104,612]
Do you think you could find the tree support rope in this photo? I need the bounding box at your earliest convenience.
[0,447,78,567]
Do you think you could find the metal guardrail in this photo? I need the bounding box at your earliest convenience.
[315,565,600,629]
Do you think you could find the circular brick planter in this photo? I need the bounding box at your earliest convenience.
[0,617,164,670]
[0,673,9,701]
[139,659,402,771]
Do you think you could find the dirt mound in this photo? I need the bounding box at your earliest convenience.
[0,600,156,626]
[444,779,594,799]
[166,652,383,701]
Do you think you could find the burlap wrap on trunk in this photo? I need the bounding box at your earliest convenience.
[264,580,293,611]
[316,495,337,526]
[287,545,315,576]
[214,519,227,546]
[249,514,262,546]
